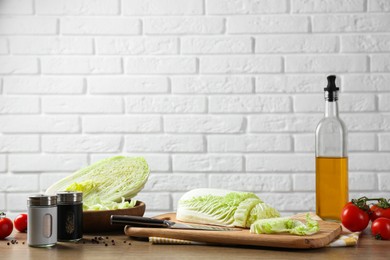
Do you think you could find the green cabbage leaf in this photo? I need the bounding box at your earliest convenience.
[45,156,149,211]
[176,188,280,227]
[83,197,137,211]
[250,214,320,236]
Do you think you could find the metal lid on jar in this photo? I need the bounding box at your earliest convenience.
[28,194,57,206]
[57,191,83,204]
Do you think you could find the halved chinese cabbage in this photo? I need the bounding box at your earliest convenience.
[176,188,280,227]
[45,156,149,210]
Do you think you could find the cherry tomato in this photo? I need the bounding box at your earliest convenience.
[371,217,390,240]
[14,213,27,232]
[0,213,13,239]
[370,204,390,222]
[341,202,370,232]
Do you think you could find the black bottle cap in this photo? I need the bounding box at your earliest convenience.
[324,75,339,92]
[324,75,339,101]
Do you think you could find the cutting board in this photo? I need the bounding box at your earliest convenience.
[124,213,342,249]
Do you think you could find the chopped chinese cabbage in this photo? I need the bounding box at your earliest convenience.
[233,198,262,227]
[84,198,137,211]
[250,214,320,236]
[246,202,281,228]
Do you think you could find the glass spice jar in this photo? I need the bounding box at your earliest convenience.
[27,195,57,247]
[57,191,83,242]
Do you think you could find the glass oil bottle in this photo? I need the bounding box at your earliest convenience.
[315,75,348,221]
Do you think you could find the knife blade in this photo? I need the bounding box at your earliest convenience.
[110,215,241,231]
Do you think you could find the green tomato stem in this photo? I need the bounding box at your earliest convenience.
[352,197,390,209]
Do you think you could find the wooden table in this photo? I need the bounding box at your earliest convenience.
[1,229,388,260]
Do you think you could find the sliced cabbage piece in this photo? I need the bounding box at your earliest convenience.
[45,156,149,210]
[246,202,281,228]
[84,198,137,211]
[250,214,320,236]
[176,188,279,227]
[233,198,262,227]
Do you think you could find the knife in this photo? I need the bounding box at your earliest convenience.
[110,215,241,231]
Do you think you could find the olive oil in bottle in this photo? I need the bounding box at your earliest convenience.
[315,75,348,221]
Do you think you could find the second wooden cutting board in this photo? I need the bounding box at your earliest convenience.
[124,213,342,249]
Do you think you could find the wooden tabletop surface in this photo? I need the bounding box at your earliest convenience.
[1,229,388,260]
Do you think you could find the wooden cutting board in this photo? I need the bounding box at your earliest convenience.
[124,213,342,249]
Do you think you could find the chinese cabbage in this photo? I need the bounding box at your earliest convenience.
[246,202,281,228]
[250,214,320,236]
[233,198,262,227]
[176,188,279,227]
[45,156,149,210]
[84,198,137,211]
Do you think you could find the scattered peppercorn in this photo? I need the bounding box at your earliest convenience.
[7,243,10,246]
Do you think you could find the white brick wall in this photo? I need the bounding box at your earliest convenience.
[4,77,85,94]
[35,0,119,15]
[0,57,38,74]
[0,0,389,216]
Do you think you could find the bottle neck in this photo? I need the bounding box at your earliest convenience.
[325,100,339,118]
[324,91,339,118]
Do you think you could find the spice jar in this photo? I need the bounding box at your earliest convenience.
[27,195,57,247]
[57,191,83,242]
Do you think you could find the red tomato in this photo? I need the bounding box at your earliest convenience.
[0,213,13,239]
[370,204,390,222]
[14,214,27,232]
[341,202,370,232]
[371,217,390,240]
